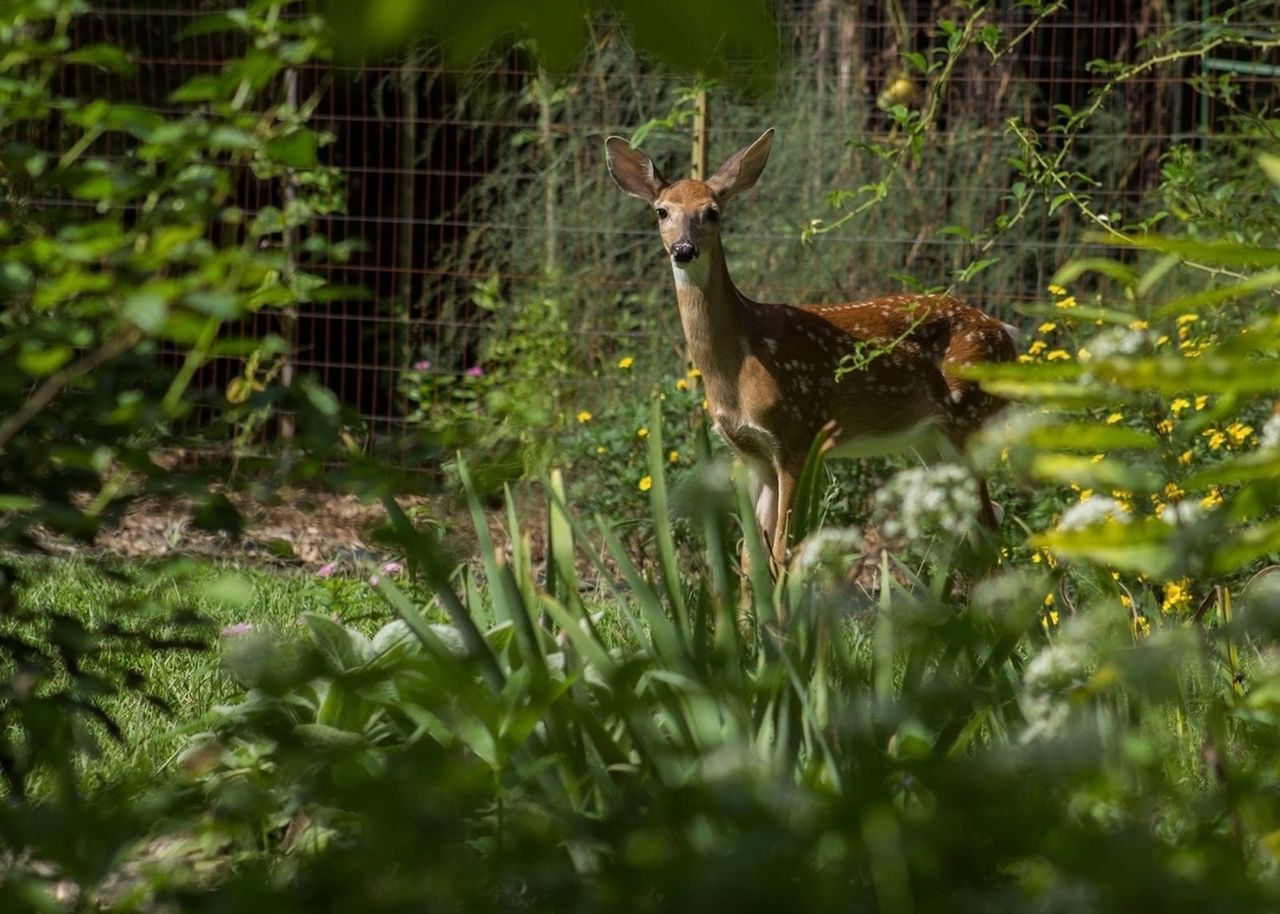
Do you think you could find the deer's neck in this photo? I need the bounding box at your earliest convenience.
[672,246,751,413]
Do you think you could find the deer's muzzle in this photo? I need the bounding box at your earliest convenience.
[671,240,698,263]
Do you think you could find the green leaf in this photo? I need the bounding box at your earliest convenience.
[64,44,134,75]
[1260,152,1280,188]
[1035,518,1179,577]
[0,260,33,296]
[18,345,72,377]
[208,125,258,150]
[306,613,374,673]
[1208,518,1280,576]
[181,10,252,38]
[170,74,227,103]
[1053,257,1139,289]
[1151,269,1280,317]
[264,128,318,169]
[123,287,170,333]
[1099,353,1280,397]
[294,722,367,748]
[958,257,999,283]
[1026,422,1159,452]
[1099,233,1280,268]
[1030,453,1161,492]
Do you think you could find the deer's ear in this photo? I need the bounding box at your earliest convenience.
[706,128,774,203]
[605,136,668,203]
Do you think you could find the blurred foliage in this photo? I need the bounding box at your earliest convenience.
[323,0,779,85]
[4,1,1280,912]
[0,0,369,861]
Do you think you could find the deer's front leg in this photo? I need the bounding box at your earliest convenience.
[771,463,800,568]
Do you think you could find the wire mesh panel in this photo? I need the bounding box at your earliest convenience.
[66,2,1280,474]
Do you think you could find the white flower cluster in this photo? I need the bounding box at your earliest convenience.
[1057,495,1130,531]
[794,526,865,575]
[1160,499,1202,526]
[1020,639,1090,743]
[1260,413,1280,451]
[1087,326,1149,360]
[876,463,980,540]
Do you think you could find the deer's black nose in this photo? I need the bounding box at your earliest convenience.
[671,241,698,263]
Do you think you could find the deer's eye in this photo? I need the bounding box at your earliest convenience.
[706,207,720,223]
[656,207,669,220]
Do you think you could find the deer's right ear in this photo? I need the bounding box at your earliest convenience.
[605,136,668,203]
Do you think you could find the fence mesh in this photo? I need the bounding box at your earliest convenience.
[67,2,1280,473]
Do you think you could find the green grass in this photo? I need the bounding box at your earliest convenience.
[5,553,396,789]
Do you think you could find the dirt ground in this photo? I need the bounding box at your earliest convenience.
[26,482,566,579]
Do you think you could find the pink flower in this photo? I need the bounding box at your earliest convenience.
[220,622,254,637]
[368,574,380,588]
[464,365,484,378]
[316,562,337,578]
[412,359,431,371]
[380,561,403,575]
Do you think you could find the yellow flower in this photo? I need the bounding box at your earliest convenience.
[1090,453,1104,463]
[1017,354,1034,364]
[1176,313,1199,326]
[577,411,592,423]
[1044,592,1055,607]
[1155,335,1170,347]
[1120,594,1133,609]
[1047,283,1067,296]
[637,427,648,438]
[1179,449,1193,465]
[1077,347,1092,361]
[687,367,701,379]
[1055,295,1078,309]
[668,450,680,464]
[675,378,689,391]
[1161,579,1191,614]
[1156,419,1173,435]
[1046,349,1070,361]
[638,475,652,492]
[1129,319,1149,330]
[1078,488,1094,501]
[1194,395,1208,411]
[1202,489,1224,509]
[1106,413,1123,425]
[1038,321,1057,334]
[1169,397,1190,416]
[1164,481,1183,500]
[1226,421,1253,445]
[1204,429,1227,450]
[1135,614,1151,637]
[617,355,635,370]
[702,398,710,411]
[1028,339,1047,355]
[595,445,606,454]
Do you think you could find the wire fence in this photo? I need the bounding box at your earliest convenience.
[71,1,1280,472]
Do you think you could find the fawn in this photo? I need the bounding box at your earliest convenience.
[606,128,1016,566]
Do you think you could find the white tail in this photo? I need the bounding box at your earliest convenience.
[605,129,1016,564]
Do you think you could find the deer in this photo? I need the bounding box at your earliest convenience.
[604,128,1017,569]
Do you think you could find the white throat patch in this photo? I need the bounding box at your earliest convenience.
[671,256,711,289]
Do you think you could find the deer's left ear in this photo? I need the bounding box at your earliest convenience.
[706,128,774,202]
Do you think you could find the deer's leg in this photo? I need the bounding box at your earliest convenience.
[739,468,776,578]
[976,477,1001,530]
[771,463,800,568]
